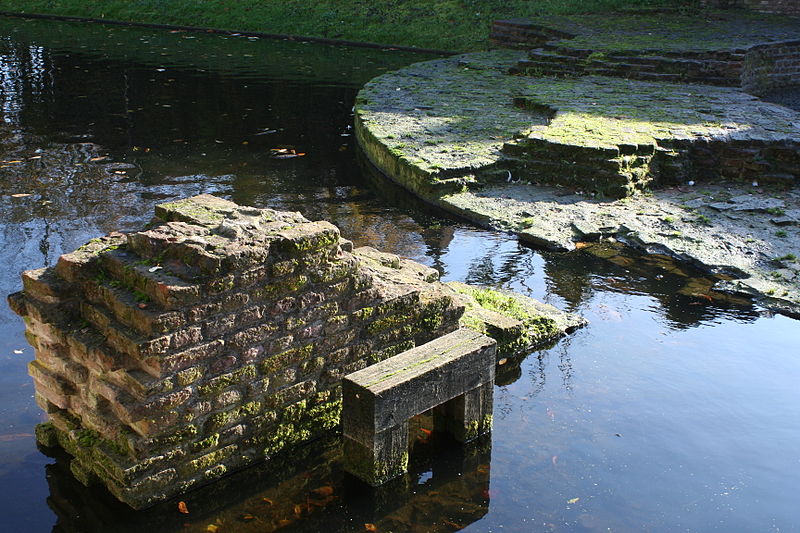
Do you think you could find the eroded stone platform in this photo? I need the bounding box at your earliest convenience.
[356,50,800,198]
[354,50,800,314]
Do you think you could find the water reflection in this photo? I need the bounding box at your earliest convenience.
[0,15,798,533]
[43,432,491,533]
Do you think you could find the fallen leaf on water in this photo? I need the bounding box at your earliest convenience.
[443,520,463,530]
[5,160,23,164]
[28,155,42,159]
[574,242,590,250]
[477,464,489,474]
[364,524,377,532]
[206,525,218,533]
[89,156,107,161]
[137,303,148,309]
[312,486,334,497]
[11,194,32,198]
[270,147,306,159]
[241,513,256,521]
[178,501,189,514]
[261,497,273,505]
[294,504,302,517]
[567,497,580,504]
[278,519,291,527]
[419,428,432,436]
[498,358,508,365]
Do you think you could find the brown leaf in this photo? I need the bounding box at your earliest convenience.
[178,501,189,514]
[312,486,334,497]
[10,193,32,198]
[364,524,377,532]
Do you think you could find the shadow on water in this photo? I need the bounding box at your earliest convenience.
[1,15,799,533]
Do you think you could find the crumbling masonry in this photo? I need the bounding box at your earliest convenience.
[8,194,481,509]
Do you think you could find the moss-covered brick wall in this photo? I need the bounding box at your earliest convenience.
[9,194,469,509]
[743,41,800,95]
[702,0,800,16]
[495,15,800,95]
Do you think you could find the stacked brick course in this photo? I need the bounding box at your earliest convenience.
[495,18,800,95]
[742,40,800,94]
[8,194,465,509]
[702,0,800,16]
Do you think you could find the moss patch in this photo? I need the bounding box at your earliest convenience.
[447,282,583,355]
[356,50,800,197]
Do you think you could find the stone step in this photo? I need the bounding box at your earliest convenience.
[513,60,577,75]
[342,328,496,485]
[527,51,582,64]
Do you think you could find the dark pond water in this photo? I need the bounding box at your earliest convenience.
[1,16,799,533]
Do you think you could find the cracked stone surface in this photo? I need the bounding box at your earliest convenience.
[440,182,800,316]
[355,50,800,315]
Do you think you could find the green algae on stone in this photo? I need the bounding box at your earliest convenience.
[356,50,800,198]
[446,281,586,355]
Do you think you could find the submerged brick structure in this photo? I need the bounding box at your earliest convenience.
[342,328,496,485]
[8,194,471,509]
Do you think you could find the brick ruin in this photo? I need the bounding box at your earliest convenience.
[702,0,800,16]
[492,19,800,96]
[9,194,579,509]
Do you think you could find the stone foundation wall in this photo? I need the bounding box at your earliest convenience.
[702,0,800,16]
[9,195,465,509]
[498,19,800,94]
[744,0,800,16]
[513,46,746,87]
[504,135,800,193]
[489,19,572,49]
[742,40,800,94]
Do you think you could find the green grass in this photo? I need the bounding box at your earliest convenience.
[0,0,682,51]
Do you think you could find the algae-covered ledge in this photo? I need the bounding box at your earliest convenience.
[354,50,800,315]
[8,194,583,509]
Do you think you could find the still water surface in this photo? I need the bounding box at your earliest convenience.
[0,16,798,533]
